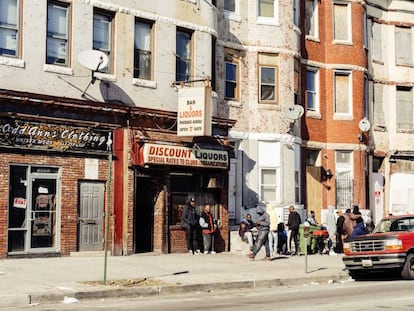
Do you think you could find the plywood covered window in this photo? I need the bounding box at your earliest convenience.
[333,2,350,42]
[395,26,412,66]
[334,71,352,115]
[396,86,413,130]
[373,83,385,128]
[372,22,382,61]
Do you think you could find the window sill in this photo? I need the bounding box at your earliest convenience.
[373,125,387,132]
[372,58,384,65]
[306,111,321,119]
[332,40,353,46]
[224,11,242,23]
[44,64,73,75]
[256,17,280,27]
[305,35,320,43]
[0,56,25,68]
[333,114,353,121]
[396,63,414,68]
[94,72,116,82]
[226,99,241,107]
[396,129,414,134]
[132,78,157,89]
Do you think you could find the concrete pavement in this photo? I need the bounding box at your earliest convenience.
[0,251,351,308]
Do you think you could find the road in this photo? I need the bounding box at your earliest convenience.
[10,279,414,310]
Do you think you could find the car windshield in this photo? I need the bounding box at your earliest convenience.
[373,218,413,233]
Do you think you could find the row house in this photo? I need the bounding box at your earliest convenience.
[219,0,303,225]
[301,0,368,223]
[366,0,414,221]
[0,0,234,257]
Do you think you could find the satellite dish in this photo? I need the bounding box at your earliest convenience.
[78,50,108,71]
[359,118,371,132]
[284,105,304,120]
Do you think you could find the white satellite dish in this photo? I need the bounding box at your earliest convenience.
[284,105,304,120]
[78,50,108,71]
[358,118,371,132]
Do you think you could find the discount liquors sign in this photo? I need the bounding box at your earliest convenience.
[140,143,228,169]
[177,86,212,137]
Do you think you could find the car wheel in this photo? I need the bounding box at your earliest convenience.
[401,254,414,280]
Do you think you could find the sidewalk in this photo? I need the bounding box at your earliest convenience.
[0,252,350,308]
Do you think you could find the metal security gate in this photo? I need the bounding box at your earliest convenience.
[335,171,354,210]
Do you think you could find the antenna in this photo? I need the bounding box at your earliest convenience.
[78,50,109,97]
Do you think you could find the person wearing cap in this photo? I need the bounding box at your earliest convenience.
[181,198,201,255]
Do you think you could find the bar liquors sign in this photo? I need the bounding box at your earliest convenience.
[0,118,113,154]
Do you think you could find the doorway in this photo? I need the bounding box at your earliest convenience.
[78,182,105,251]
[8,165,60,254]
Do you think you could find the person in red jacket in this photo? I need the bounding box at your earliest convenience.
[199,204,217,254]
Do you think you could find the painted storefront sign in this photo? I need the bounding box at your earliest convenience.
[140,143,228,169]
[0,118,113,153]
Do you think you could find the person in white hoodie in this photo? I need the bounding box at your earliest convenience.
[325,206,337,255]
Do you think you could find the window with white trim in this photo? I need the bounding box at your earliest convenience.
[306,68,318,112]
[293,0,299,28]
[335,150,354,209]
[305,0,318,38]
[225,50,239,100]
[334,71,352,115]
[0,0,19,57]
[176,29,192,82]
[259,66,277,103]
[260,168,279,202]
[46,1,69,66]
[134,19,153,80]
[396,86,413,130]
[257,0,278,25]
[333,1,351,43]
[93,10,113,73]
[259,141,280,203]
[395,26,412,66]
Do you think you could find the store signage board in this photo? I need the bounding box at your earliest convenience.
[177,86,212,137]
[140,143,228,169]
[0,118,113,154]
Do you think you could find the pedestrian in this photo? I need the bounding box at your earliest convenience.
[277,222,288,255]
[199,204,216,254]
[268,206,279,257]
[342,208,354,238]
[238,213,256,251]
[335,209,345,253]
[247,205,271,261]
[306,210,319,227]
[325,206,337,255]
[287,205,301,255]
[351,205,365,237]
[181,198,201,255]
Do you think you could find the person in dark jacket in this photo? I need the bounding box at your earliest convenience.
[351,205,365,237]
[181,198,200,255]
[247,205,271,261]
[335,209,345,253]
[287,205,301,255]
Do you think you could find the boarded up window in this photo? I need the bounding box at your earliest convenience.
[372,22,382,60]
[373,83,385,127]
[334,3,349,41]
[305,0,316,37]
[395,27,412,65]
[396,86,413,130]
[335,72,350,114]
[259,0,274,18]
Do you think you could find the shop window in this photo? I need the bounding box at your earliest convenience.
[134,19,153,80]
[176,28,192,82]
[46,1,69,66]
[0,0,19,57]
[93,9,113,73]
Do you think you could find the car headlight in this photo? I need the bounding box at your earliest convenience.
[343,242,350,253]
[385,239,403,250]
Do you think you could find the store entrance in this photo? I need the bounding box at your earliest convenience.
[134,174,156,253]
[8,165,60,254]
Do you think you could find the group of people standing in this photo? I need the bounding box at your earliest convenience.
[240,205,302,261]
[240,204,368,260]
[181,198,218,255]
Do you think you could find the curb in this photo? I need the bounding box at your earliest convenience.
[23,273,351,306]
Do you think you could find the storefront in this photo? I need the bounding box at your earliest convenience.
[132,140,231,254]
[0,90,126,257]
